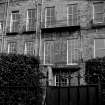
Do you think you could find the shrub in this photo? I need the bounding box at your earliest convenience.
[85,56,105,84]
[0,53,43,105]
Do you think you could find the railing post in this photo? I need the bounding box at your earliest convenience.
[77,71,80,105]
[86,85,89,105]
[58,70,61,105]
[68,73,71,105]
[98,76,102,105]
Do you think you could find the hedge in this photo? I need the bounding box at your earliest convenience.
[85,56,105,84]
[0,53,43,105]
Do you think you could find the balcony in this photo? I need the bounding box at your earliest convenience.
[41,20,80,33]
[42,38,82,67]
[6,23,36,35]
[22,23,36,34]
[91,19,105,29]
[89,0,105,1]
[52,65,80,72]
[6,26,19,36]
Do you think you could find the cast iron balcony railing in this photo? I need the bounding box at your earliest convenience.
[41,19,80,29]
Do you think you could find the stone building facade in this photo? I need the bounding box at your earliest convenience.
[0,0,41,56]
[40,0,105,86]
[0,0,7,53]
[0,0,105,87]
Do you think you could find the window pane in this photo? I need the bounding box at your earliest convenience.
[50,16,55,25]
[73,14,78,25]
[28,9,36,19]
[46,8,51,17]
[0,21,3,32]
[46,17,52,26]
[68,4,78,26]
[54,39,67,64]
[95,39,104,49]
[73,39,80,63]
[95,39,105,57]
[32,9,36,18]
[12,21,19,32]
[24,41,33,55]
[94,2,104,23]
[94,13,104,23]
[94,3,104,13]
[68,5,73,15]
[0,40,2,52]
[73,4,78,14]
[95,49,105,57]
[44,39,67,65]
[68,39,80,64]
[68,40,72,64]
[55,71,70,86]
[45,7,55,27]
[68,15,72,25]
[45,41,52,64]
[51,7,55,16]
[12,14,16,20]
[44,41,54,64]
[15,13,19,20]
[11,11,19,32]
[12,11,19,20]
[27,9,36,31]
[8,42,16,53]
[28,19,36,31]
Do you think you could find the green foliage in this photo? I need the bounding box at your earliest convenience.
[0,53,43,105]
[85,56,105,84]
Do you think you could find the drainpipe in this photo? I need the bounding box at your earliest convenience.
[2,0,9,53]
[39,0,43,59]
[98,75,102,105]
[58,70,61,105]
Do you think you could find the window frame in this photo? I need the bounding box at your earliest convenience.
[67,39,80,65]
[67,4,79,26]
[43,38,80,65]
[55,71,70,86]
[0,39,2,52]
[43,40,53,65]
[0,21,3,32]
[24,41,34,55]
[10,11,19,32]
[94,39,105,58]
[45,6,55,28]
[26,9,36,31]
[7,42,17,54]
[93,2,104,24]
